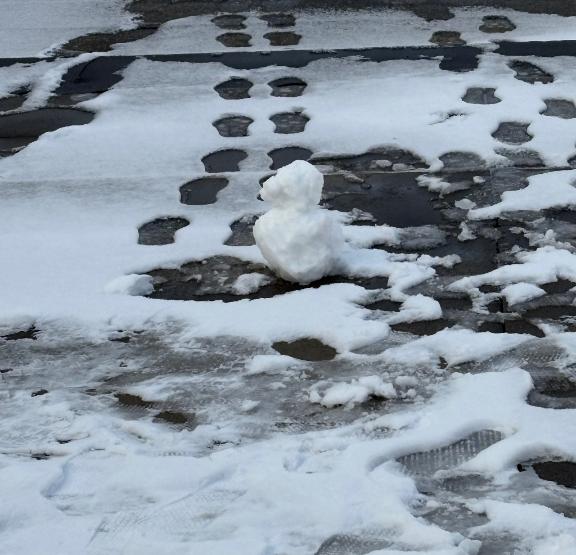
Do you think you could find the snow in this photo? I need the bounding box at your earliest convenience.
[452,247,576,292]
[501,282,546,305]
[4,6,576,553]
[254,161,344,284]
[104,274,154,296]
[533,534,576,555]
[469,170,576,220]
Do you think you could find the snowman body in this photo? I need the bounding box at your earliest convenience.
[254,161,343,284]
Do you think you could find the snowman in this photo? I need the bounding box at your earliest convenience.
[254,160,344,284]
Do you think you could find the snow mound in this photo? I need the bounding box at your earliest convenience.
[254,161,344,284]
[311,376,397,408]
[501,282,546,306]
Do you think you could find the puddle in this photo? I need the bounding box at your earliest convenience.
[492,122,533,145]
[0,86,28,112]
[312,147,427,173]
[137,217,189,245]
[56,56,133,96]
[480,15,516,33]
[202,149,247,172]
[145,255,273,301]
[270,111,309,134]
[212,115,253,137]
[214,77,252,100]
[541,98,576,119]
[180,176,228,205]
[154,410,194,427]
[430,31,465,46]
[462,87,501,105]
[439,151,485,171]
[31,389,49,397]
[216,32,252,48]
[272,338,337,361]
[269,77,306,97]
[322,173,443,227]
[61,28,156,53]
[115,392,155,409]
[268,146,312,170]
[224,214,258,246]
[495,148,543,168]
[2,326,39,341]
[264,32,301,46]
[523,461,576,489]
[391,319,453,336]
[211,14,246,30]
[410,4,454,21]
[260,13,295,27]
[508,60,554,84]
[0,108,94,152]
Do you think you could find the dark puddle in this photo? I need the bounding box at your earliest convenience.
[216,32,252,48]
[322,173,443,228]
[410,3,454,21]
[541,98,576,119]
[272,338,337,361]
[2,326,39,341]
[0,86,29,112]
[519,461,576,489]
[138,217,189,245]
[214,77,252,99]
[0,108,94,153]
[264,32,301,46]
[180,176,228,205]
[31,389,48,397]
[508,60,554,84]
[225,214,258,246]
[270,111,309,134]
[480,15,516,33]
[212,14,246,30]
[56,56,133,96]
[430,31,465,46]
[202,149,247,172]
[115,392,195,428]
[495,148,544,168]
[479,319,545,337]
[439,151,485,171]
[492,122,533,145]
[212,115,253,137]
[462,87,501,105]
[312,147,427,173]
[60,28,156,53]
[260,13,295,28]
[269,77,306,97]
[143,255,388,302]
[391,319,453,336]
[268,146,312,169]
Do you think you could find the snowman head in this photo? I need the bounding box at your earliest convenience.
[261,160,323,210]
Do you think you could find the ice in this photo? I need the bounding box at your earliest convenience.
[254,161,344,284]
